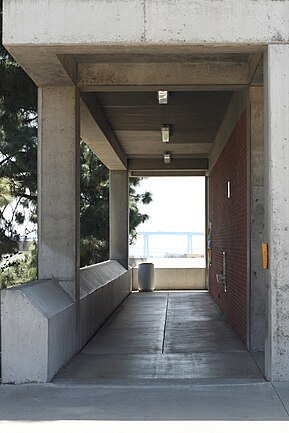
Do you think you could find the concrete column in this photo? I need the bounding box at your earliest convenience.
[109,170,129,269]
[38,86,80,300]
[264,44,289,381]
[250,86,265,351]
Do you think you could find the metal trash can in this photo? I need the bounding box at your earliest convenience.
[138,262,155,292]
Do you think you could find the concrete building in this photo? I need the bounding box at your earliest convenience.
[1,0,289,383]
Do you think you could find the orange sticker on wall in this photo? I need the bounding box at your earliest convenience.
[262,243,268,269]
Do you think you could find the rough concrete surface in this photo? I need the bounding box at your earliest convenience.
[54,292,262,384]
[1,292,289,431]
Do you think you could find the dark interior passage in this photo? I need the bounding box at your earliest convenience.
[54,292,263,385]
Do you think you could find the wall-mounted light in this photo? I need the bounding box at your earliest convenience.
[161,125,170,143]
[158,90,168,104]
[163,152,171,164]
[227,181,231,199]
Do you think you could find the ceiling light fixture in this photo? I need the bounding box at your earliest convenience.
[158,90,168,104]
[161,125,170,143]
[164,152,171,164]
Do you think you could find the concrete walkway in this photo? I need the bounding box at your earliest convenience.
[54,291,263,384]
[1,291,289,432]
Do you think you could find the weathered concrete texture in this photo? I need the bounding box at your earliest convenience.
[80,98,127,171]
[164,294,246,353]
[109,171,129,269]
[54,292,262,384]
[0,383,288,424]
[79,260,131,349]
[78,62,249,87]
[250,86,265,351]
[132,267,206,290]
[1,280,76,384]
[264,44,289,381]
[209,89,246,173]
[4,0,289,45]
[38,86,80,299]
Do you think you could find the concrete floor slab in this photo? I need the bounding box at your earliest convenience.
[54,352,262,384]
[272,382,289,414]
[82,328,164,354]
[0,382,287,421]
[2,291,289,429]
[55,291,263,383]
[164,332,247,353]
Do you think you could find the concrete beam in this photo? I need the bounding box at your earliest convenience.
[109,171,129,269]
[130,170,206,177]
[80,85,246,93]
[80,101,126,170]
[128,158,208,172]
[249,54,263,85]
[5,47,77,87]
[81,94,127,169]
[4,0,289,46]
[78,62,249,89]
[209,90,247,173]
[264,44,289,381]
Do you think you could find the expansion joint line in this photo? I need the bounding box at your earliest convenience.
[162,293,170,354]
[272,383,289,418]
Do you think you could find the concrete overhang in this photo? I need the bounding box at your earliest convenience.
[128,157,208,177]
[4,0,289,47]
[3,0,270,170]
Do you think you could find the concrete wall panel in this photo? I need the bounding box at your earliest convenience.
[1,280,76,383]
[1,261,132,383]
[132,267,206,291]
[3,0,144,45]
[264,44,289,381]
[250,87,265,351]
[79,261,131,348]
[4,1,289,46]
[48,307,77,380]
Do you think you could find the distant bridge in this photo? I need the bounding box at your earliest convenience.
[138,231,204,258]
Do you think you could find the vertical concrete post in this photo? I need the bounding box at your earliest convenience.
[264,44,289,381]
[109,170,129,269]
[38,86,80,301]
[250,86,265,351]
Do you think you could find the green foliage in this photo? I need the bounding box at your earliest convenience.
[0,177,12,207]
[0,177,20,255]
[0,6,38,257]
[129,178,151,244]
[0,3,152,280]
[0,242,37,289]
[80,142,152,266]
[80,141,109,266]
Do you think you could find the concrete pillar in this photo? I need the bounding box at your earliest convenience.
[38,86,80,300]
[109,170,129,269]
[264,44,289,381]
[250,86,265,351]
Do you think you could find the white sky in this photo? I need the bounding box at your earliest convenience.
[135,176,205,233]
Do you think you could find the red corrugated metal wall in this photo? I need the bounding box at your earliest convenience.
[209,112,247,342]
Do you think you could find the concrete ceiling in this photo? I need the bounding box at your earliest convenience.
[78,51,262,174]
[95,91,233,158]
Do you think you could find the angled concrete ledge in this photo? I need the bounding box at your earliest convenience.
[1,261,131,384]
[1,280,76,384]
[79,260,131,348]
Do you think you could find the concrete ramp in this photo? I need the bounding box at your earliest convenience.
[54,292,263,385]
